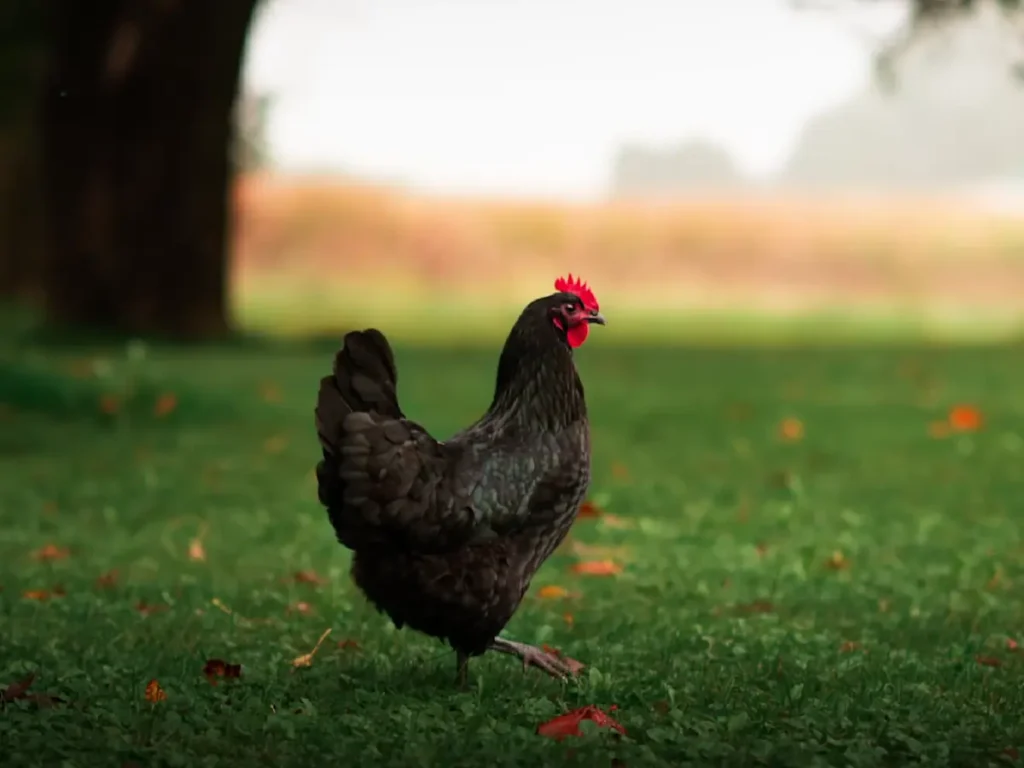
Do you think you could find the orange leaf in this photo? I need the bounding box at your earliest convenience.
[260,382,283,403]
[571,560,622,576]
[825,550,849,570]
[95,570,119,589]
[203,658,242,686]
[144,679,167,702]
[288,601,314,615]
[563,612,575,627]
[839,640,862,653]
[135,600,167,616]
[336,639,361,650]
[541,645,586,675]
[576,500,603,519]
[948,404,983,432]
[538,585,569,599]
[778,417,804,442]
[610,462,630,480]
[292,627,332,668]
[536,705,626,741]
[976,655,1002,668]
[32,544,69,561]
[292,569,327,585]
[23,589,56,601]
[153,393,178,418]
[188,523,207,562]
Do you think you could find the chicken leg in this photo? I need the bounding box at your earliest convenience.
[488,637,582,680]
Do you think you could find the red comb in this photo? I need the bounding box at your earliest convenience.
[554,274,599,311]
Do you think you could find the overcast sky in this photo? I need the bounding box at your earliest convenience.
[243,0,907,199]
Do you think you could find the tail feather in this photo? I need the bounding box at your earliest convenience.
[316,329,402,456]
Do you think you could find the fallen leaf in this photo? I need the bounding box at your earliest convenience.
[825,550,849,570]
[203,658,242,686]
[292,569,327,586]
[652,700,671,715]
[839,640,862,653]
[263,435,289,454]
[99,394,120,415]
[734,599,774,615]
[135,600,167,616]
[292,627,332,668]
[95,570,119,589]
[188,523,207,562]
[563,612,575,627]
[536,705,626,741]
[948,404,983,432]
[0,673,66,708]
[288,601,314,615]
[976,655,1002,668]
[1002,747,1020,761]
[986,567,1005,591]
[928,420,950,439]
[41,501,58,516]
[538,585,569,599]
[32,544,70,561]
[1,673,36,704]
[571,560,622,576]
[541,645,586,675]
[144,679,167,702]
[336,639,361,650]
[778,417,804,442]
[599,513,634,529]
[153,393,178,418]
[610,462,630,480]
[259,382,283,403]
[577,500,603,519]
[23,588,60,601]
[755,541,769,557]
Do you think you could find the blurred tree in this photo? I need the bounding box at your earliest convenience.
[39,1,259,339]
[0,1,47,302]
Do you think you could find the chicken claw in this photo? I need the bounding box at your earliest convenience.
[488,637,583,680]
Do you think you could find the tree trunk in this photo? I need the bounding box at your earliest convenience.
[39,0,258,339]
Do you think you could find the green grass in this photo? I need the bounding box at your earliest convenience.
[2,340,1024,766]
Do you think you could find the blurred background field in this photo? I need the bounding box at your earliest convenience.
[233,175,1024,342]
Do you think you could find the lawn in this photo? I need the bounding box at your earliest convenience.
[2,338,1024,766]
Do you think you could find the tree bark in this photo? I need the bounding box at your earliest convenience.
[39,0,258,339]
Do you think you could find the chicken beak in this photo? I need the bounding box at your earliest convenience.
[587,310,606,325]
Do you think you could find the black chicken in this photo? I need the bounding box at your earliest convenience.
[314,275,604,686]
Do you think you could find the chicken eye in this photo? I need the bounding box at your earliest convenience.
[564,302,577,313]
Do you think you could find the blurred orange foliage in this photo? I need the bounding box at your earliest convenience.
[232,174,1024,312]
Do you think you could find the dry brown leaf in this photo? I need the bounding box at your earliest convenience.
[976,655,1002,668]
[571,560,622,576]
[336,639,361,651]
[263,435,289,454]
[95,570,119,589]
[188,523,207,562]
[23,587,63,601]
[538,585,569,599]
[32,544,70,561]
[203,658,242,686]
[260,382,284,403]
[135,600,167,616]
[0,673,66,708]
[541,644,586,675]
[928,420,950,439]
[778,417,804,442]
[292,627,332,668]
[839,640,863,653]
[144,679,167,702]
[825,550,849,570]
[576,500,603,519]
[599,513,634,529]
[288,601,314,615]
[610,462,630,480]
[563,612,575,627]
[948,404,983,432]
[99,394,120,415]
[292,570,327,586]
[153,393,178,418]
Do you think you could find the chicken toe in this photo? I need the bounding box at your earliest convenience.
[488,637,582,680]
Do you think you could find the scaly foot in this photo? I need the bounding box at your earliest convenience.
[488,637,583,680]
